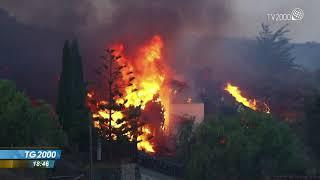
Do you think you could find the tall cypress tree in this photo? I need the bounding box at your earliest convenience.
[70,40,88,150]
[56,40,72,128]
[70,40,86,110]
[56,40,88,150]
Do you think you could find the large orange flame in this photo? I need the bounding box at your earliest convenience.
[137,127,155,153]
[89,35,171,154]
[114,35,171,153]
[114,35,170,129]
[224,83,257,110]
[224,83,270,113]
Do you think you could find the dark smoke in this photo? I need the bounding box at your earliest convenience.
[0,0,232,103]
[88,0,232,100]
[90,0,231,63]
[104,0,230,40]
[0,0,96,33]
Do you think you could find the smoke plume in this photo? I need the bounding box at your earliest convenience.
[0,0,232,102]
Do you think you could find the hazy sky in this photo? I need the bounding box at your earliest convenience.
[91,0,320,42]
[229,0,319,42]
[90,0,320,42]
[0,0,318,43]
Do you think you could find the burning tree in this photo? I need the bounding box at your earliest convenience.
[87,48,145,159]
[88,35,171,155]
[224,82,270,113]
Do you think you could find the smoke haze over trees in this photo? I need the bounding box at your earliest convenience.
[0,0,320,108]
[2,1,320,178]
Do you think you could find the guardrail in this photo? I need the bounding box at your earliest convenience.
[137,152,183,178]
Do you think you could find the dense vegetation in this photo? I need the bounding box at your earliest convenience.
[1,23,320,179]
[0,80,66,147]
[177,111,307,179]
[176,24,320,179]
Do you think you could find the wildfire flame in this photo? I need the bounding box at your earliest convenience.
[88,35,171,154]
[137,127,155,153]
[224,83,270,113]
[224,83,257,110]
[113,35,170,129]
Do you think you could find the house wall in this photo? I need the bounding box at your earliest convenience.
[169,103,205,132]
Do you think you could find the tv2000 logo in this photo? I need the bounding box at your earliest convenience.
[267,8,304,21]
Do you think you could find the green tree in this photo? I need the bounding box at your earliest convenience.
[256,23,296,73]
[0,79,66,146]
[184,110,306,180]
[56,40,88,150]
[305,94,320,158]
[253,24,311,120]
[176,115,195,163]
[56,40,72,127]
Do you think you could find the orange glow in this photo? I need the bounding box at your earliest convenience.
[224,83,271,113]
[142,35,163,62]
[224,83,257,110]
[87,92,93,98]
[137,127,155,153]
[113,35,170,127]
[88,35,171,154]
[112,35,171,153]
[263,102,271,114]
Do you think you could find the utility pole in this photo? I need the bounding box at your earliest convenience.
[89,115,93,180]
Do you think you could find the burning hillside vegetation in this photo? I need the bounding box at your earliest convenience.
[87,34,272,155]
[87,35,171,154]
[224,83,270,113]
